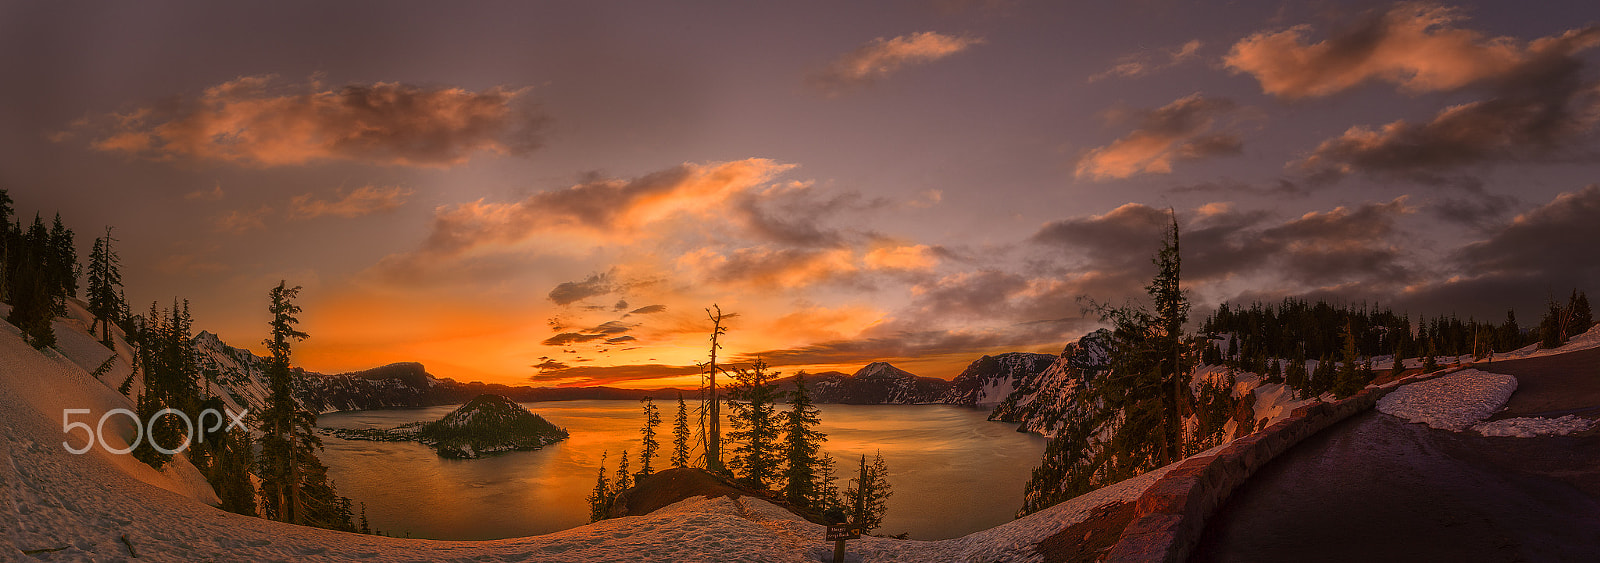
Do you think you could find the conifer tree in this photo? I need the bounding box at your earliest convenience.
[671,393,690,469]
[780,373,828,508]
[1421,340,1439,373]
[1285,350,1308,395]
[846,452,893,533]
[1333,322,1365,398]
[86,226,124,346]
[255,282,349,530]
[639,397,660,476]
[614,449,632,493]
[1571,290,1593,335]
[727,358,783,489]
[6,216,56,348]
[47,214,78,312]
[1540,299,1567,348]
[588,452,611,522]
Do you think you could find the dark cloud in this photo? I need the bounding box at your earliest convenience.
[541,332,606,346]
[1452,184,1600,277]
[1167,179,1306,198]
[1428,192,1519,229]
[547,272,616,305]
[80,75,546,168]
[628,305,667,315]
[733,187,885,248]
[533,359,568,371]
[589,321,633,335]
[1076,93,1242,180]
[1030,199,1417,295]
[527,363,704,387]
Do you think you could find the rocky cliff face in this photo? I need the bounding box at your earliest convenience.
[942,352,1059,407]
[988,329,1114,436]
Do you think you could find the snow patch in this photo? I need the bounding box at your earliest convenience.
[1472,415,1596,438]
[1376,369,1517,431]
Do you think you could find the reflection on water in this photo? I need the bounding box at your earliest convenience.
[319,400,1047,540]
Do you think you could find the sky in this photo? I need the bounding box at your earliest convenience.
[2,0,1598,388]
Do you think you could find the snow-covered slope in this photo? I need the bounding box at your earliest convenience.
[943,352,1058,408]
[989,329,1113,435]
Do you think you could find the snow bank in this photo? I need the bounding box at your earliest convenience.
[1471,415,1596,438]
[1376,369,1517,431]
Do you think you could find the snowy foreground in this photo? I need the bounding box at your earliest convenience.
[0,305,1189,563]
[1377,369,1595,437]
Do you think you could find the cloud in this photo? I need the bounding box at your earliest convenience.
[185,183,224,201]
[675,246,861,290]
[1225,2,1597,98]
[864,244,940,272]
[1261,186,1600,322]
[808,32,981,95]
[1293,42,1600,181]
[370,159,792,283]
[541,332,606,346]
[731,181,883,248]
[1089,40,1203,82]
[1452,184,1600,279]
[528,363,704,387]
[83,75,546,168]
[1167,178,1307,198]
[1030,198,1417,293]
[548,272,618,305]
[1075,93,1242,180]
[628,305,667,315]
[213,205,271,234]
[424,159,789,255]
[289,185,414,219]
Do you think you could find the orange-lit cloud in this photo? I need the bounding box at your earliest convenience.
[809,31,981,95]
[1075,93,1241,180]
[1226,2,1599,99]
[1292,26,1600,182]
[85,75,544,167]
[290,185,415,219]
[369,159,793,282]
[1089,39,1203,82]
[864,244,939,272]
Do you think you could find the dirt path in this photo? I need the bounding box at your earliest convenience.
[1476,346,1600,419]
[1191,411,1600,562]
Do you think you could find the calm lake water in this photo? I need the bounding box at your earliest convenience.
[318,400,1047,541]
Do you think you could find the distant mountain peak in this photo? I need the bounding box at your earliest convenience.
[852,361,916,379]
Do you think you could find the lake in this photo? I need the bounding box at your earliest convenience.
[318,400,1048,541]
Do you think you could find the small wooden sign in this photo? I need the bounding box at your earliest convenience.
[826,524,861,541]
